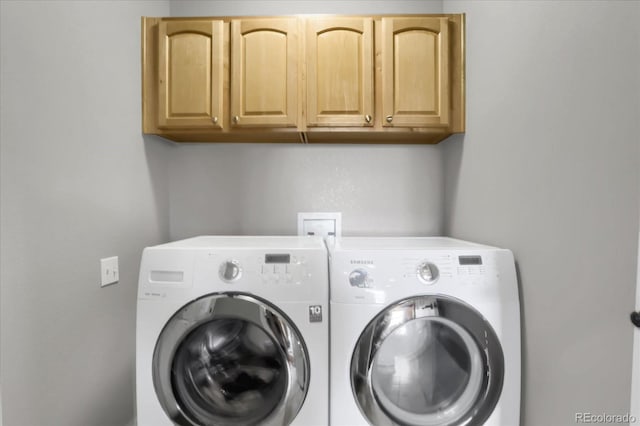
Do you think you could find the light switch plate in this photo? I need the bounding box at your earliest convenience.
[297,212,342,238]
[100,256,119,287]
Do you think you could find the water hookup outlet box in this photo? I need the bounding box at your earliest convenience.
[297,212,342,238]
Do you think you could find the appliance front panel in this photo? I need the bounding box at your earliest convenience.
[152,293,309,426]
[137,240,329,426]
[330,249,516,305]
[139,247,328,303]
[350,295,504,426]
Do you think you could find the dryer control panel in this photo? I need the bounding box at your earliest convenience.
[331,250,500,304]
[401,253,456,283]
[456,255,486,277]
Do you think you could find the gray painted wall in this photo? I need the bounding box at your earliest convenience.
[169,0,443,17]
[2,1,638,425]
[442,1,640,425]
[0,1,171,425]
[168,0,446,241]
[633,228,640,420]
[169,144,443,238]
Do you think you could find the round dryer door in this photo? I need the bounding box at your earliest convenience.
[351,295,504,426]
[153,293,310,426]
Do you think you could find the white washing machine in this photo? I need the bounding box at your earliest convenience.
[328,237,521,426]
[136,236,329,426]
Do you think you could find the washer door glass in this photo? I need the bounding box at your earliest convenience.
[351,295,504,426]
[153,293,309,426]
[172,318,287,424]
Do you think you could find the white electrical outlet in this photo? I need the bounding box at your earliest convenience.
[297,212,342,238]
[100,256,119,287]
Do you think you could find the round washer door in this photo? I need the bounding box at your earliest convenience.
[153,292,310,426]
[351,295,504,426]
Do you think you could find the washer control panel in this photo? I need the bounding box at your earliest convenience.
[219,260,242,282]
[212,253,311,286]
[259,253,308,285]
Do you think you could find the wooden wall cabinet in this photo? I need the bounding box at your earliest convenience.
[305,17,374,127]
[230,18,298,128]
[142,14,465,144]
[381,17,449,128]
[157,20,224,129]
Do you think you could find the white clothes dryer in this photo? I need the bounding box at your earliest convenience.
[136,236,329,426]
[328,237,521,426]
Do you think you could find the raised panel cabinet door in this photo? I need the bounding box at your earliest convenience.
[382,17,450,128]
[306,17,373,127]
[158,20,224,129]
[230,18,298,127]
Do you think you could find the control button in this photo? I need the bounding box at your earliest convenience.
[219,260,241,282]
[349,269,369,288]
[417,262,439,285]
[291,265,304,284]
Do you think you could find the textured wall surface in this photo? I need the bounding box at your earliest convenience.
[3,1,638,425]
[169,144,443,239]
[442,1,640,425]
[169,0,443,17]
[167,0,447,240]
[633,228,640,420]
[0,1,171,425]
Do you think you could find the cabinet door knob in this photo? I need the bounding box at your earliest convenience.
[211,116,218,124]
[631,311,640,328]
[232,116,239,124]
[364,114,372,123]
[386,115,393,123]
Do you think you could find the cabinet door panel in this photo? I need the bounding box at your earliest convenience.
[307,18,373,127]
[382,17,449,127]
[243,31,287,115]
[158,20,223,129]
[231,19,297,127]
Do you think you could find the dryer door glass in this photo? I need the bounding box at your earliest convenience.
[153,293,310,426]
[371,318,483,425]
[351,295,504,426]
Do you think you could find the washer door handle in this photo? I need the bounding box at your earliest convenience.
[631,311,640,328]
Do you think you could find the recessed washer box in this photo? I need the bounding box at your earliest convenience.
[297,212,342,237]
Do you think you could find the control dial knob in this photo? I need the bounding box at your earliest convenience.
[219,260,241,282]
[417,262,439,284]
[349,269,369,288]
